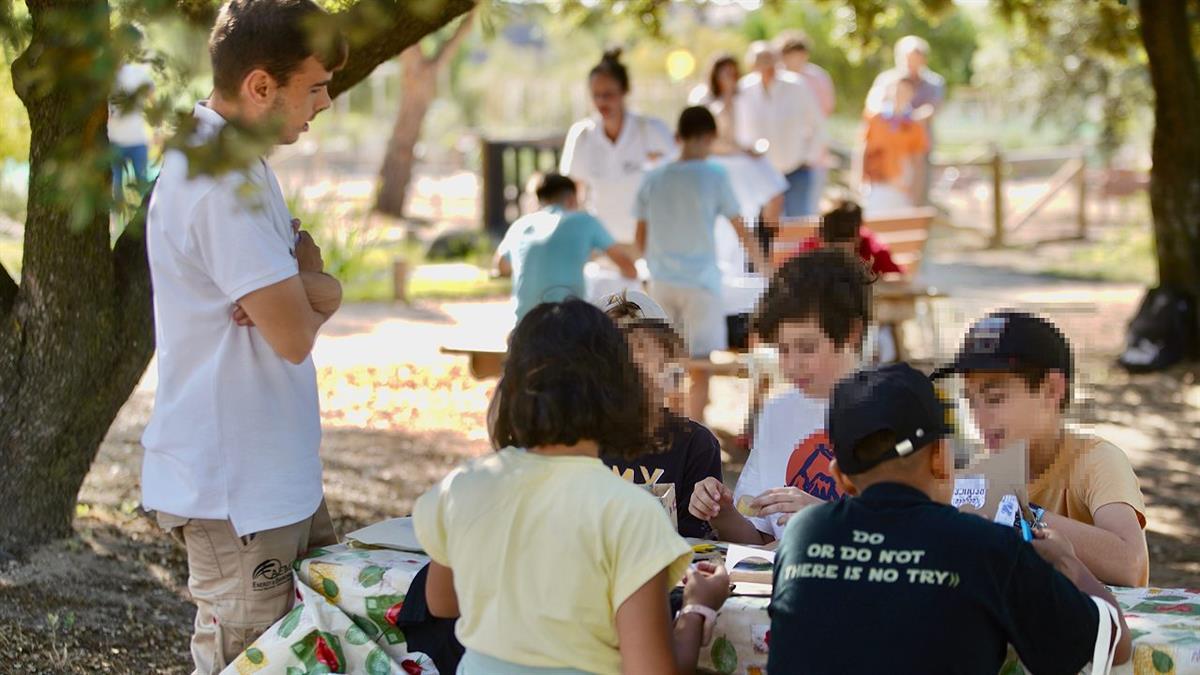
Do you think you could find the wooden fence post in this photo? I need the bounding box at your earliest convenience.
[393,259,409,304]
[1076,148,1089,240]
[990,145,1006,248]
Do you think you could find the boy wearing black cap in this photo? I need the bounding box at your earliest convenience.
[769,363,1132,673]
[934,310,1149,587]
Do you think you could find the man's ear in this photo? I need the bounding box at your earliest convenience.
[242,68,278,108]
[831,459,859,497]
[928,439,952,481]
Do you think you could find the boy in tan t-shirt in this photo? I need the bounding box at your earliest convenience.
[934,310,1149,587]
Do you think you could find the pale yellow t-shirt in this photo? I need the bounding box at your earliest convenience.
[1028,430,1147,528]
[412,447,693,675]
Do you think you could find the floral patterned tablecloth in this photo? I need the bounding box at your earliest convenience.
[229,545,1200,675]
[222,545,437,675]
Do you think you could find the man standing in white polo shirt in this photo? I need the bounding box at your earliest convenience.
[735,41,823,217]
[141,1,347,672]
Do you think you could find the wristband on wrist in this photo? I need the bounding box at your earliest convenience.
[677,604,718,645]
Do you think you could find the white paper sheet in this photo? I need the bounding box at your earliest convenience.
[345,516,424,553]
[725,543,776,570]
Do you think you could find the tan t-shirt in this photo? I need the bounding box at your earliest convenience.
[1028,430,1147,528]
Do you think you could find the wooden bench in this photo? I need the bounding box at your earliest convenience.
[770,207,942,361]
[440,343,747,381]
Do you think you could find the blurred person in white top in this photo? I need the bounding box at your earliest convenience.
[560,48,674,301]
[109,59,155,201]
[734,41,824,218]
[778,32,836,215]
[560,48,675,256]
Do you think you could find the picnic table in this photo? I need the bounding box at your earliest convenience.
[228,543,1200,675]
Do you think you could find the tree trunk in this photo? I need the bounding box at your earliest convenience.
[0,0,154,553]
[1138,0,1200,295]
[375,49,438,218]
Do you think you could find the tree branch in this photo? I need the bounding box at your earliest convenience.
[0,259,15,316]
[328,0,477,99]
[433,9,476,68]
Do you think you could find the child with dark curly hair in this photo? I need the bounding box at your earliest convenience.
[414,299,730,675]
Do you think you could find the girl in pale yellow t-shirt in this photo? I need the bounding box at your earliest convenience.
[413,299,730,675]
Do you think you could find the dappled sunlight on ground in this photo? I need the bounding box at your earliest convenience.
[318,363,493,440]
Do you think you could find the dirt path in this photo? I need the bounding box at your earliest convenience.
[2,235,1197,672]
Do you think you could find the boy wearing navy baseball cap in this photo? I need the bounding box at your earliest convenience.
[768,363,1131,674]
[935,310,1149,587]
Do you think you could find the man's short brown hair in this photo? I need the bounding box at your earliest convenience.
[209,0,348,99]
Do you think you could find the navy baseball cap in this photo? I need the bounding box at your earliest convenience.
[829,363,951,475]
[931,310,1073,381]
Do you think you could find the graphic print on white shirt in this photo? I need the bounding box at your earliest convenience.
[732,387,838,540]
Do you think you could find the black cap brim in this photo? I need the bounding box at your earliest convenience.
[929,354,1020,380]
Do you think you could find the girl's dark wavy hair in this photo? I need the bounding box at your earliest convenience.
[488,299,651,460]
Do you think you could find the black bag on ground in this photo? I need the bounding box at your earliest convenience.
[1117,286,1197,373]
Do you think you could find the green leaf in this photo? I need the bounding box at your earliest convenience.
[246,647,264,664]
[322,577,339,599]
[1152,650,1175,673]
[287,667,305,675]
[358,565,385,588]
[279,605,304,639]
[710,636,737,675]
[345,623,370,646]
[367,648,393,675]
[352,616,381,639]
[303,547,332,561]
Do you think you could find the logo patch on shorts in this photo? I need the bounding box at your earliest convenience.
[252,558,291,592]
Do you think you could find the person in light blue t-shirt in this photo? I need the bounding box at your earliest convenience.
[495,173,637,320]
[636,106,768,422]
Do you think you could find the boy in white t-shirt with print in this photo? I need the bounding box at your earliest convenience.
[689,249,873,543]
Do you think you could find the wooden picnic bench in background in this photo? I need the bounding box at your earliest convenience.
[440,342,747,381]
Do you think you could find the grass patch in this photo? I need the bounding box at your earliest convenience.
[1043,220,1156,285]
[339,251,511,302]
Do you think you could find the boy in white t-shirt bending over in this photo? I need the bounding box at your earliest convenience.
[636,106,768,423]
[141,2,347,671]
[689,249,873,543]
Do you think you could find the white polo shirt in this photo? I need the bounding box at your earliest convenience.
[734,71,823,175]
[559,111,675,243]
[141,102,323,536]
